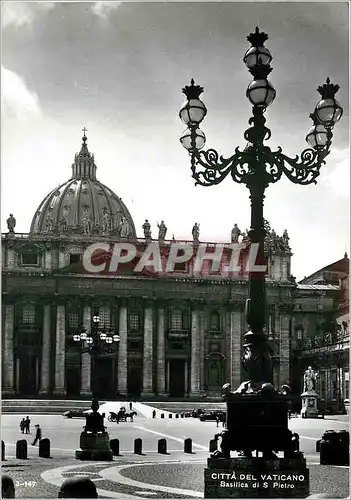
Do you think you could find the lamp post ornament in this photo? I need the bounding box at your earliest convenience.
[179,27,343,489]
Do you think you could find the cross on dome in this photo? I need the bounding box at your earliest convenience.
[82,127,88,144]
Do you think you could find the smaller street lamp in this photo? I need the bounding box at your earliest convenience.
[73,314,120,354]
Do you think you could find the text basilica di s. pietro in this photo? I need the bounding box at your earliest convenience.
[2,133,349,410]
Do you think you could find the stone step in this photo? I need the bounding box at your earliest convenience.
[1,399,96,414]
[1,399,99,408]
[2,407,75,414]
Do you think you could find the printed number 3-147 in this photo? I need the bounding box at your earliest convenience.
[15,481,37,487]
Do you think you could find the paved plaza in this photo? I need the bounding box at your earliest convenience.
[1,409,349,498]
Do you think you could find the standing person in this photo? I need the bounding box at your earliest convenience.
[31,424,42,446]
[19,418,25,434]
[25,416,31,434]
[129,402,132,411]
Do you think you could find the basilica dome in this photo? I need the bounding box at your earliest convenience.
[30,133,136,238]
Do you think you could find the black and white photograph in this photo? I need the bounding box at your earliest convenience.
[1,1,349,498]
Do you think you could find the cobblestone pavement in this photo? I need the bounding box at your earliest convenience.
[2,414,349,498]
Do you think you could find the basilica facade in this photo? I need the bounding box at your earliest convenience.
[2,134,348,405]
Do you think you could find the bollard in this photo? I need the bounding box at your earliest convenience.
[134,438,142,455]
[1,440,5,461]
[184,438,192,454]
[152,410,156,419]
[337,430,349,466]
[110,439,120,456]
[169,414,173,419]
[160,413,165,419]
[16,440,28,460]
[158,438,167,454]
[316,439,321,453]
[39,438,50,458]
[209,439,217,453]
[175,414,179,419]
[320,430,338,465]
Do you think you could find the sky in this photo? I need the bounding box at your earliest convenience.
[1,1,349,281]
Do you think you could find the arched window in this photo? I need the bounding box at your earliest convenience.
[171,309,183,330]
[99,306,111,329]
[209,311,220,332]
[22,304,36,324]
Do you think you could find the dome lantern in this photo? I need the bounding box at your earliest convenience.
[71,128,97,180]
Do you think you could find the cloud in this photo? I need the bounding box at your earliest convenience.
[1,66,41,120]
[1,2,55,29]
[322,148,350,199]
[91,2,122,19]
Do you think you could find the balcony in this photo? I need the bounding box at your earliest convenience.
[295,330,349,357]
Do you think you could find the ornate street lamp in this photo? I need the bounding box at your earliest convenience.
[179,27,343,469]
[73,314,120,354]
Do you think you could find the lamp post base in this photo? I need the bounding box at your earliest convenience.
[204,456,309,498]
[75,432,113,461]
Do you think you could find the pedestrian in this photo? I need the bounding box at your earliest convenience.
[25,416,31,434]
[31,424,42,445]
[19,418,25,434]
[2,475,15,498]
[216,415,220,427]
[129,402,133,411]
[58,478,98,498]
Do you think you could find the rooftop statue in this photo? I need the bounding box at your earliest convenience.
[157,220,167,242]
[7,214,16,233]
[142,219,152,240]
[192,222,200,243]
[231,223,241,243]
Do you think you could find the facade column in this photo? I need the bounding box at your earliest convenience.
[156,307,167,395]
[166,360,170,393]
[273,307,281,389]
[279,305,291,386]
[117,304,128,395]
[81,305,92,397]
[184,362,188,394]
[44,247,53,271]
[15,358,20,394]
[58,245,68,268]
[39,304,51,394]
[3,304,15,394]
[6,245,16,268]
[230,309,242,390]
[199,309,205,394]
[142,304,154,395]
[53,304,66,395]
[190,309,201,396]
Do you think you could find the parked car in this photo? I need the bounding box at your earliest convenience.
[199,411,226,422]
[63,409,90,418]
[191,409,205,418]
